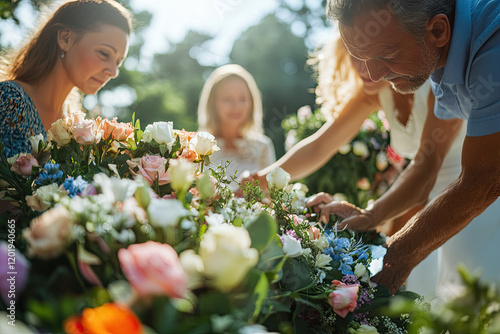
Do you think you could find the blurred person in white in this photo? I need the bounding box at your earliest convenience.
[197,64,275,188]
[250,34,466,299]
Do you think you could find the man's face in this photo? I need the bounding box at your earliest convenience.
[339,8,441,94]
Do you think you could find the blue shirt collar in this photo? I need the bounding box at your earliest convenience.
[441,0,472,85]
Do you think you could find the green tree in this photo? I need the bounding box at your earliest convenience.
[230,14,316,158]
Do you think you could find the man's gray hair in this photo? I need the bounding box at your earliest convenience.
[327,0,455,37]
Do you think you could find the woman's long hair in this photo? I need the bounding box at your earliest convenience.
[197,64,264,137]
[309,32,363,120]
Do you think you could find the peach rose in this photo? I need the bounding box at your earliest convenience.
[101,117,134,141]
[10,153,38,177]
[22,206,74,259]
[73,119,103,145]
[307,226,321,241]
[328,280,359,318]
[127,155,169,186]
[180,148,198,162]
[118,241,188,298]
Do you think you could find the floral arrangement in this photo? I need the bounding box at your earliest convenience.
[282,107,407,209]
[0,115,420,334]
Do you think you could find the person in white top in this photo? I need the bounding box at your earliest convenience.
[249,35,465,298]
[197,64,276,186]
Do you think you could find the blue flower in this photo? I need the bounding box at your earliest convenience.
[63,176,88,198]
[339,262,354,275]
[35,163,63,186]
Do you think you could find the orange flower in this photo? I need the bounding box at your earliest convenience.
[100,117,134,141]
[64,303,143,334]
[180,148,198,162]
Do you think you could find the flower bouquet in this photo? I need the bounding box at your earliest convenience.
[282,108,407,209]
[1,115,421,334]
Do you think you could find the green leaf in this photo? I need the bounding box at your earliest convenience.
[199,291,231,315]
[197,172,214,199]
[244,213,277,251]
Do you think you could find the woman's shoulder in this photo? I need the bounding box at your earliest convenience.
[0,81,34,110]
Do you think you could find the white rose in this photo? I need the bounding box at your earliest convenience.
[168,158,195,194]
[352,141,369,158]
[179,249,204,289]
[147,198,190,227]
[266,167,291,190]
[26,184,69,211]
[338,143,351,155]
[29,134,45,154]
[199,224,258,291]
[93,173,137,203]
[190,132,219,156]
[315,253,333,268]
[281,234,303,258]
[354,262,367,278]
[142,122,175,148]
[356,325,379,334]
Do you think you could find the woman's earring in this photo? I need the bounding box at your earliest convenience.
[61,51,66,59]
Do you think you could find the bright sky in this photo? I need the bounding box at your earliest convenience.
[129,0,280,67]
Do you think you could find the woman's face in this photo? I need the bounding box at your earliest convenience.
[214,77,253,131]
[62,24,129,95]
[350,55,388,95]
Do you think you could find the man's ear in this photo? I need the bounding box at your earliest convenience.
[57,28,74,52]
[426,13,451,48]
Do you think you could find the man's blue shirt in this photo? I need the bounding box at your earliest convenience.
[430,0,500,136]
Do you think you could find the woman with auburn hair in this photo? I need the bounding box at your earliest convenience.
[198,64,275,184]
[249,34,466,298]
[0,0,132,158]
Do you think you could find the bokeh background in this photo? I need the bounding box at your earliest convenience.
[0,0,333,158]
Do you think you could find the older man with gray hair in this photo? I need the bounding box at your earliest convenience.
[316,0,500,297]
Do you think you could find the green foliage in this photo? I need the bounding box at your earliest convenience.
[388,265,500,334]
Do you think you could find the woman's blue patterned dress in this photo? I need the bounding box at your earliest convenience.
[0,81,46,158]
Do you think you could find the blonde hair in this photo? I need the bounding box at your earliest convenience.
[309,32,363,120]
[197,64,264,137]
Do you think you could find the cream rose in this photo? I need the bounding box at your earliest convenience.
[26,184,69,211]
[168,158,195,194]
[23,206,74,259]
[352,141,369,159]
[47,118,73,147]
[28,134,45,154]
[190,132,219,156]
[356,325,379,334]
[199,224,258,291]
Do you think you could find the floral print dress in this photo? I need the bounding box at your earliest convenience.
[0,81,46,158]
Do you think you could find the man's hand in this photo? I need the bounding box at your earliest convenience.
[371,246,414,295]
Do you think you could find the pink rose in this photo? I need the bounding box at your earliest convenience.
[101,117,134,141]
[23,206,74,259]
[328,280,359,318]
[127,155,169,186]
[118,241,188,298]
[10,153,39,177]
[73,119,102,145]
